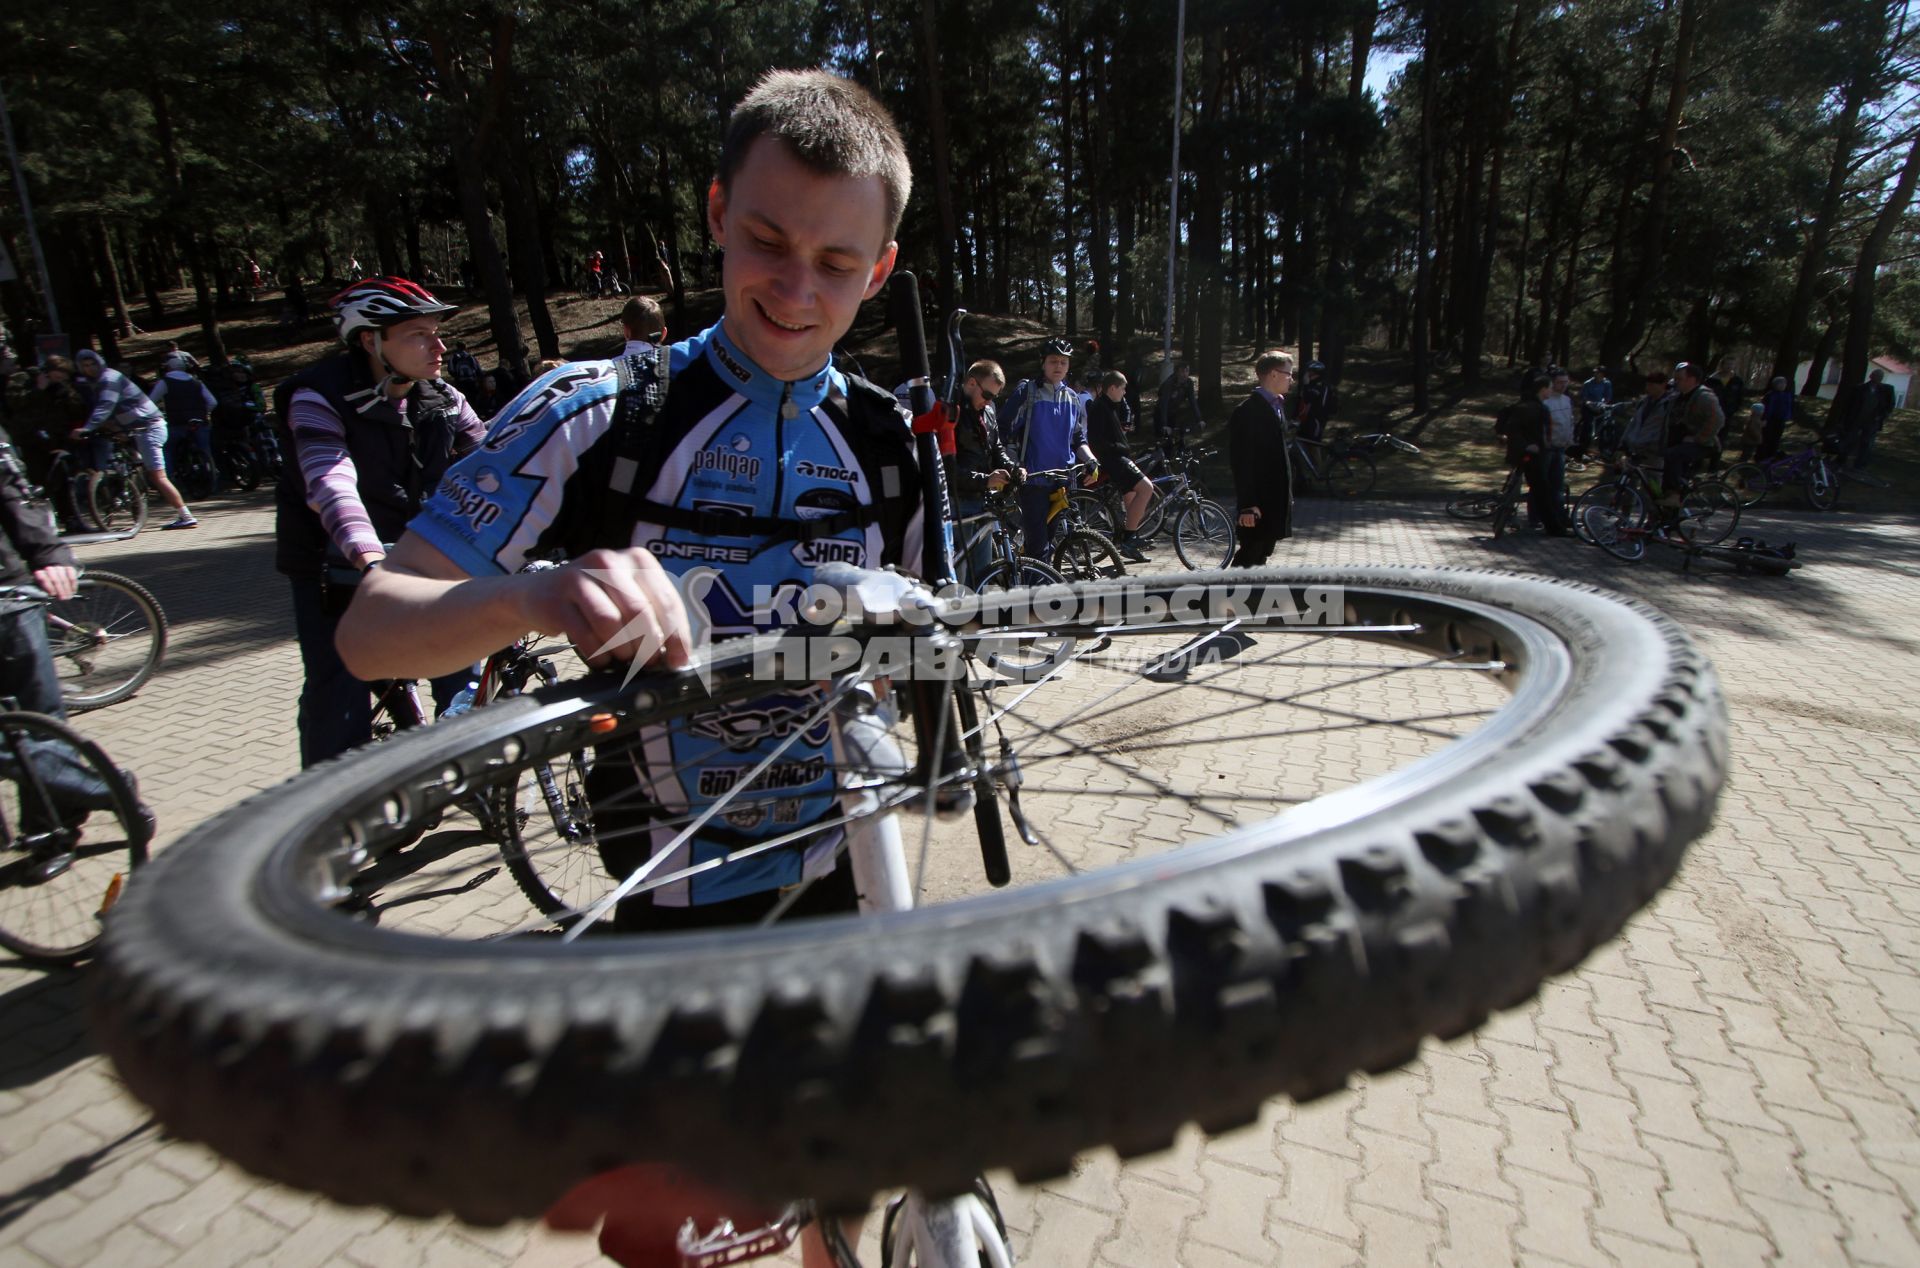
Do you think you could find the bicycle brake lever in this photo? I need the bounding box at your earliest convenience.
[676,1203,809,1267]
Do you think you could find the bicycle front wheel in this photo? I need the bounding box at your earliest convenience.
[48,571,168,712]
[1804,458,1839,511]
[1048,528,1127,581]
[1172,499,1236,570]
[93,567,1726,1221]
[86,470,149,536]
[1445,493,1501,521]
[1577,481,1650,560]
[0,711,147,964]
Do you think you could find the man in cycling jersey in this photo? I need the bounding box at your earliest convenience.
[274,277,487,767]
[340,70,920,928]
[41,349,198,530]
[1001,339,1099,557]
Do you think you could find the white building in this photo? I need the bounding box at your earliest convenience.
[1792,354,1911,409]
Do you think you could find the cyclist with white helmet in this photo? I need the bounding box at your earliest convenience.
[40,348,198,529]
[272,276,486,767]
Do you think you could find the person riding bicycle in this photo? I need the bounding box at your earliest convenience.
[1002,338,1099,558]
[1660,361,1725,516]
[41,350,198,530]
[151,351,221,493]
[1228,350,1296,566]
[1086,369,1152,561]
[948,358,1019,580]
[273,276,487,768]
[1578,365,1614,457]
[1292,360,1337,443]
[1620,369,1672,461]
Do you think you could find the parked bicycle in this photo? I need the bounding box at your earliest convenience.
[1721,440,1839,510]
[1075,446,1235,569]
[0,705,150,965]
[1028,465,1128,582]
[1287,429,1376,497]
[1575,450,1742,559]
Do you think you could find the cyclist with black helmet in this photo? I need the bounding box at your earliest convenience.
[151,350,221,491]
[1002,337,1099,557]
[1293,360,1337,443]
[273,276,486,767]
[41,349,198,529]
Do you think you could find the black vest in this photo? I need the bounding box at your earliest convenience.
[273,353,463,576]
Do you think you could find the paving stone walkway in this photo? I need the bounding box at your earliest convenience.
[2,489,1916,1266]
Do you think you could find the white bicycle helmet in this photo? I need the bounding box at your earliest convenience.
[330,276,458,398]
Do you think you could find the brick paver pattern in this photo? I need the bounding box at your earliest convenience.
[1,490,1915,1266]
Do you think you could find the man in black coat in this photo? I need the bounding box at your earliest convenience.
[1228,351,1295,566]
[1502,369,1570,536]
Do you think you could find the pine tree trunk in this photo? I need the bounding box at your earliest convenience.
[1832,130,1920,429]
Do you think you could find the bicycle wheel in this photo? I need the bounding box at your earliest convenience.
[1721,463,1769,508]
[0,711,147,964]
[495,748,600,922]
[1445,494,1501,521]
[1676,481,1740,547]
[86,469,149,536]
[222,446,261,493]
[1577,481,1650,560]
[1066,490,1114,537]
[179,449,217,501]
[1804,458,1838,511]
[93,567,1726,1220]
[1172,499,1235,570]
[1327,454,1376,498]
[1048,529,1126,581]
[47,572,168,713]
[1134,487,1168,540]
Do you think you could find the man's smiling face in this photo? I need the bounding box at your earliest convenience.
[708,136,897,383]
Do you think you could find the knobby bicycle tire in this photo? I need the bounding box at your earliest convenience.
[86,469,149,537]
[0,710,147,964]
[92,567,1725,1221]
[50,571,169,713]
[1065,490,1114,538]
[1048,528,1126,582]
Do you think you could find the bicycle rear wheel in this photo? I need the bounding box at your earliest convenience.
[1721,463,1769,508]
[93,567,1726,1221]
[1066,490,1114,537]
[49,571,168,713]
[1577,481,1650,560]
[1172,499,1235,570]
[0,711,147,964]
[1677,481,1740,547]
[179,448,217,501]
[1804,458,1839,511]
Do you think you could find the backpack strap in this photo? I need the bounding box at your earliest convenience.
[583,345,675,552]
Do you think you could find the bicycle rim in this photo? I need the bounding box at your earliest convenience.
[1722,463,1767,508]
[1172,500,1235,570]
[52,572,169,713]
[1677,482,1740,547]
[1049,529,1126,582]
[94,567,1725,1220]
[0,712,146,964]
[1445,495,1500,522]
[1805,461,1838,511]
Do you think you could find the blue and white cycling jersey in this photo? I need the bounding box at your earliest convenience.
[412,320,922,906]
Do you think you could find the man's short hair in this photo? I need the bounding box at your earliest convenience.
[1255,351,1295,377]
[41,354,72,376]
[619,295,665,342]
[1101,370,1127,390]
[717,70,912,238]
[1674,361,1702,383]
[1869,368,1885,382]
[966,359,1004,385]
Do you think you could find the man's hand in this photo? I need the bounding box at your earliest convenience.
[545,1164,775,1268]
[986,469,1011,492]
[1238,508,1261,529]
[68,428,87,442]
[518,548,694,671]
[32,565,78,601]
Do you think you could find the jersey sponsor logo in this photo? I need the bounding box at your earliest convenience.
[792,487,855,521]
[437,469,504,529]
[697,757,826,797]
[691,433,761,482]
[791,536,865,568]
[649,540,752,564]
[793,459,858,483]
[676,568,809,636]
[723,805,766,830]
[692,499,752,517]
[481,367,602,452]
[711,339,753,385]
[688,696,832,753]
